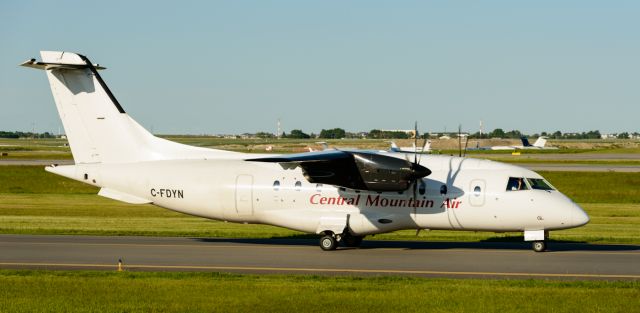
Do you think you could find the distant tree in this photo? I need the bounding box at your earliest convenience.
[617,132,630,139]
[366,129,409,139]
[585,130,601,139]
[367,129,383,139]
[504,130,523,139]
[490,128,505,138]
[552,131,562,139]
[0,131,19,138]
[319,128,346,139]
[0,131,56,139]
[255,132,275,139]
[287,129,311,139]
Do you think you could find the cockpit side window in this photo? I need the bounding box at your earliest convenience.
[526,178,555,191]
[506,177,528,191]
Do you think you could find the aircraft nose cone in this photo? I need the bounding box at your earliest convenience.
[571,204,590,227]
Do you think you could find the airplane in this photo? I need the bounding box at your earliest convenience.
[389,140,432,153]
[21,51,589,252]
[468,136,558,151]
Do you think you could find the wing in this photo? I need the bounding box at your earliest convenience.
[247,150,430,192]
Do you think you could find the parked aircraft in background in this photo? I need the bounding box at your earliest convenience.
[389,140,432,153]
[468,136,558,151]
[22,51,587,252]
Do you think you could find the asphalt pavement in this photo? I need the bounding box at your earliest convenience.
[1,235,638,280]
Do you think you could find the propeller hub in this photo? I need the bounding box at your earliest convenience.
[410,163,431,179]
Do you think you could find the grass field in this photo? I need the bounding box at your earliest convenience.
[0,166,638,244]
[0,270,638,313]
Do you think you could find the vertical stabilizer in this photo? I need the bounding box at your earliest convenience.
[22,51,239,164]
[533,136,548,148]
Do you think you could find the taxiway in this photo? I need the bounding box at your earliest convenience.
[1,235,638,280]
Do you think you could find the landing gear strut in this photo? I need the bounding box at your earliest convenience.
[532,241,546,252]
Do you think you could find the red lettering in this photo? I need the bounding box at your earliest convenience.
[366,195,380,206]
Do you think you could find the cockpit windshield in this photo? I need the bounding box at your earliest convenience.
[526,178,555,191]
[506,177,528,191]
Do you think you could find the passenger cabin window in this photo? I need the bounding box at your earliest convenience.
[440,185,447,195]
[295,181,302,191]
[506,177,528,191]
[526,178,555,191]
[273,180,280,191]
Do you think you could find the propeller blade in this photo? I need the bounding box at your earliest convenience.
[458,124,462,157]
[414,121,418,165]
[412,175,418,216]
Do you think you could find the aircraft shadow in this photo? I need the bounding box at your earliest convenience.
[192,237,639,252]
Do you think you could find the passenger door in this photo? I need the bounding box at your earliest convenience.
[235,175,254,215]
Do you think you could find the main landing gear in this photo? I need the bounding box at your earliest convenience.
[319,232,365,251]
[319,235,338,251]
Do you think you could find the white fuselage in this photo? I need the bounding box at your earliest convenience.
[52,152,588,236]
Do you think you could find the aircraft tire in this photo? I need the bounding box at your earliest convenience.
[532,241,546,252]
[320,235,338,251]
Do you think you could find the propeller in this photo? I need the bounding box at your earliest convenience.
[458,124,462,157]
[410,121,430,219]
[463,130,470,157]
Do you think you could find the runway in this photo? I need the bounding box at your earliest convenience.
[1,235,638,280]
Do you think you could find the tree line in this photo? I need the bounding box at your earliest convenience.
[271,128,638,140]
[2,129,637,140]
[0,131,57,139]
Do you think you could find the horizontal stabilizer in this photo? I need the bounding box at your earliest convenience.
[98,188,151,204]
[20,51,106,70]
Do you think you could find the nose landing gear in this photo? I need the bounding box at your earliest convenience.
[525,230,549,252]
[532,240,546,252]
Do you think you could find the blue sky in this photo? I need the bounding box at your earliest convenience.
[1,1,638,135]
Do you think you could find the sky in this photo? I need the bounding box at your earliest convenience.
[1,1,638,135]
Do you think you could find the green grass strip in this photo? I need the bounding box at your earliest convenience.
[0,270,638,313]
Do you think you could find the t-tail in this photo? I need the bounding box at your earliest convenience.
[21,51,239,165]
